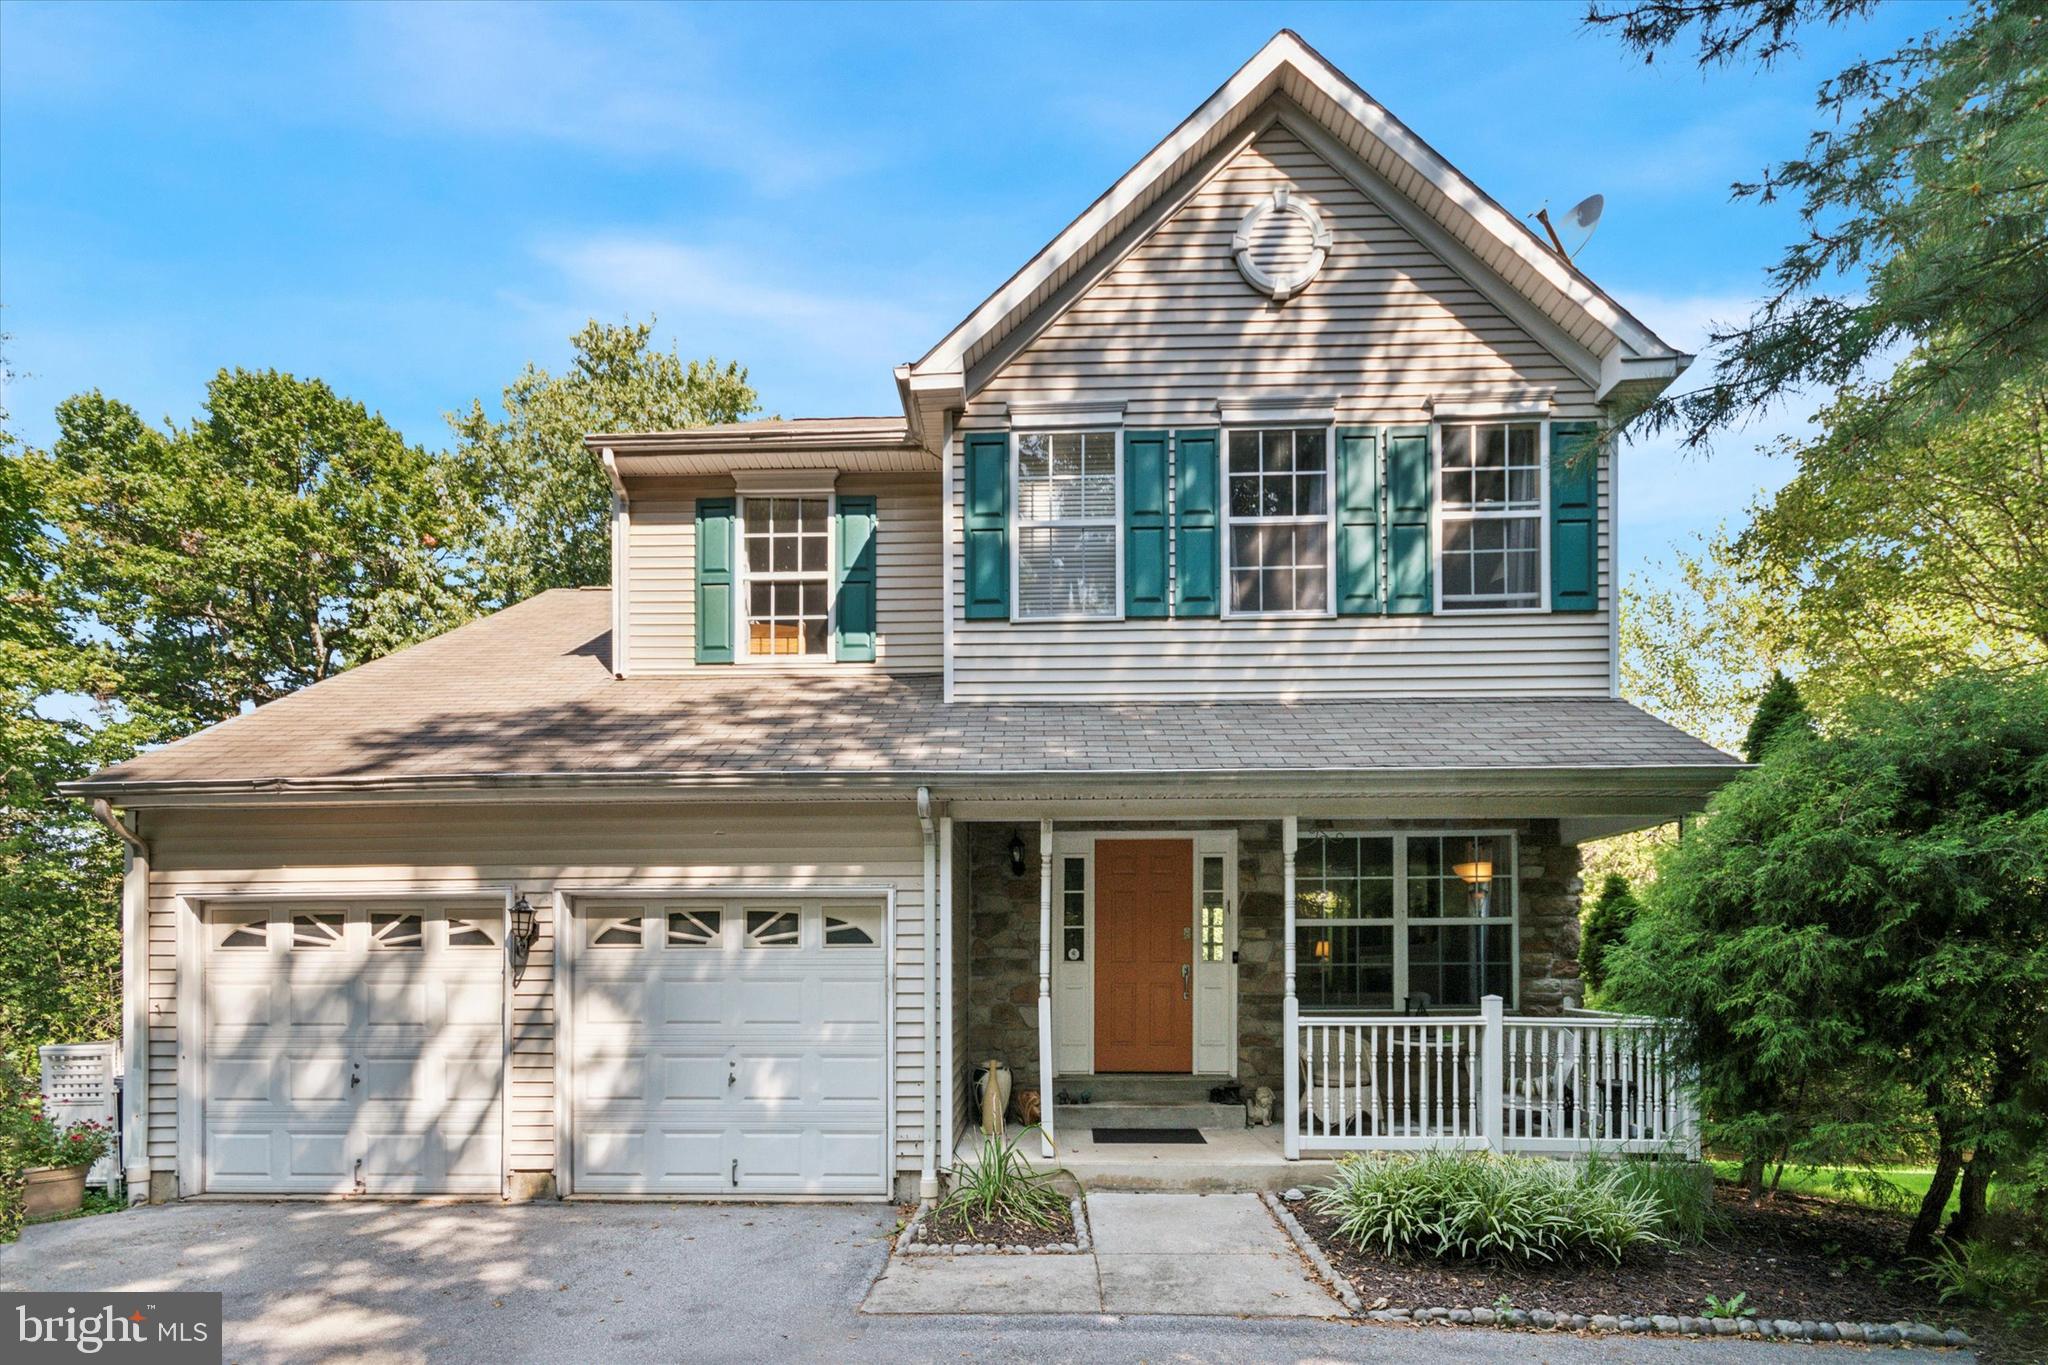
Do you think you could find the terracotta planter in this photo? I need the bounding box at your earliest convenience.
[23,1164,88,1219]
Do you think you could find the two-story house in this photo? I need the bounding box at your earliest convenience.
[73,32,1737,1205]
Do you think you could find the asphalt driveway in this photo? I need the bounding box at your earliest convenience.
[1,1201,1951,1363]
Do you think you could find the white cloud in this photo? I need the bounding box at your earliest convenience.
[538,233,942,369]
[345,3,866,194]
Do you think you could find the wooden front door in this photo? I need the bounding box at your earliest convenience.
[1093,839,1194,1072]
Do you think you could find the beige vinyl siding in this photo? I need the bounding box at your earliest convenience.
[140,801,930,1186]
[950,121,1614,702]
[623,474,942,676]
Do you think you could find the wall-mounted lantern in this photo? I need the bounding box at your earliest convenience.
[1008,832,1027,878]
[510,895,538,952]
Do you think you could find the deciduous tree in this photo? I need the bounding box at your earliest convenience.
[446,319,760,606]
[29,369,473,730]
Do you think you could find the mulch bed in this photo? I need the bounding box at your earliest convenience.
[1295,1183,2022,1354]
[916,1201,1077,1250]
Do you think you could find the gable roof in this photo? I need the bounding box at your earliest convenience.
[67,588,1738,807]
[905,30,1687,406]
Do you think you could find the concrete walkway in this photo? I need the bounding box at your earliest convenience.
[861,1192,1344,1317]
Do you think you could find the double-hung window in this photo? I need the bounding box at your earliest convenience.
[743,496,831,656]
[1226,427,1329,615]
[1295,832,1516,1011]
[1438,421,1543,611]
[1014,431,1118,620]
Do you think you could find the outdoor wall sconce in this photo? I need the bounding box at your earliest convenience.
[1008,832,1027,877]
[510,895,538,952]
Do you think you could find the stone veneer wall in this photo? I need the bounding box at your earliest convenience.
[962,819,1583,1102]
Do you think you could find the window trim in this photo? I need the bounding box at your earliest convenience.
[1431,419,1551,616]
[1219,422,1337,620]
[735,492,839,663]
[1294,828,1520,1014]
[1009,426,1126,623]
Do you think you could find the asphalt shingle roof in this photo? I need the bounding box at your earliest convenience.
[74,589,1738,794]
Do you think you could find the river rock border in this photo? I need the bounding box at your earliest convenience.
[1267,1192,1970,1348]
[1262,1191,1364,1313]
[897,1195,1091,1255]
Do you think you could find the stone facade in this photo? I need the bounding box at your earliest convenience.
[960,819,1582,1103]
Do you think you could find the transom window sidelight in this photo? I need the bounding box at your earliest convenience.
[1295,832,1516,1011]
[1226,427,1329,615]
[1061,856,1086,962]
[1015,431,1118,620]
[1438,422,1543,611]
[743,496,831,656]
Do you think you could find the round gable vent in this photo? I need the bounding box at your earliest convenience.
[1232,187,1332,302]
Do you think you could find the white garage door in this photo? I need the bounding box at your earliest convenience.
[202,901,504,1194]
[570,897,889,1196]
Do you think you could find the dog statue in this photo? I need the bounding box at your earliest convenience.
[1248,1086,1275,1127]
[1014,1087,1042,1125]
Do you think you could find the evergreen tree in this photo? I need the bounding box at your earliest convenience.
[1742,669,1815,763]
[1579,873,1641,998]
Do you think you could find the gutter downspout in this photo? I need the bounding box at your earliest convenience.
[916,787,940,1200]
[92,800,151,1204]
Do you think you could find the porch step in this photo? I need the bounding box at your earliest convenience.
[1054,1074,1223,1104]
[1057,1100,1246,1131]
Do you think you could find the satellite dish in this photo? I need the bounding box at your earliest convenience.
[1561,194,1604,259]
[1531,193,1605,262]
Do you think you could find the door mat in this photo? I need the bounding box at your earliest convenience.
[1091,1127,1206,1144]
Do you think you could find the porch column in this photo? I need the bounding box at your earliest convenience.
[1037,818,1055,1158]
[1282,815,1300,1160]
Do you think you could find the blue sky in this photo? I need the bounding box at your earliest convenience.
[1,0,1933,582]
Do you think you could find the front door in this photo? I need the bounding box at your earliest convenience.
[1093,839,1194,1072]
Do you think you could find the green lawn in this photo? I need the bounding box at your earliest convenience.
[1708,1161,1977,1216]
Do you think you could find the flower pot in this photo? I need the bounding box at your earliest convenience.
[23,1164,88,1219]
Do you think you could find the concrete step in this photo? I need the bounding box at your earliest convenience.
[1058,1101,1245,1131]
[1054,1074,1226,1104]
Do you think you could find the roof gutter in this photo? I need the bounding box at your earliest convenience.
[61,762,1744,808]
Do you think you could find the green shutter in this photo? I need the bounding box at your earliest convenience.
[1550,421,1600,612]
[1385,426,1433,614]
[1173,429,1220,617]
[835,495,877,660]
[694,496,736,664]
[1335,427,1381,615]
[963,432,1009,620]
[1123,430,1169,617]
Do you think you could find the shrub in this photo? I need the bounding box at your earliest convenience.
[0,1057,112,1174]
[1583,1151,1718,1242]
[0,1168,21,1245]
[1918,1190,2048,1328]
[1311,1150,1670,1265]
[936,1126,1068,1237]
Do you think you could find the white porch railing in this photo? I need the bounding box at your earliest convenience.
[1294,996,1698,1158]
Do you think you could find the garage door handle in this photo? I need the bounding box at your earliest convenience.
[350,1065,361,1089]
[730,1159,738,1189]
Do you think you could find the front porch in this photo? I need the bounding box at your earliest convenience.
[948,816,1695,1176]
